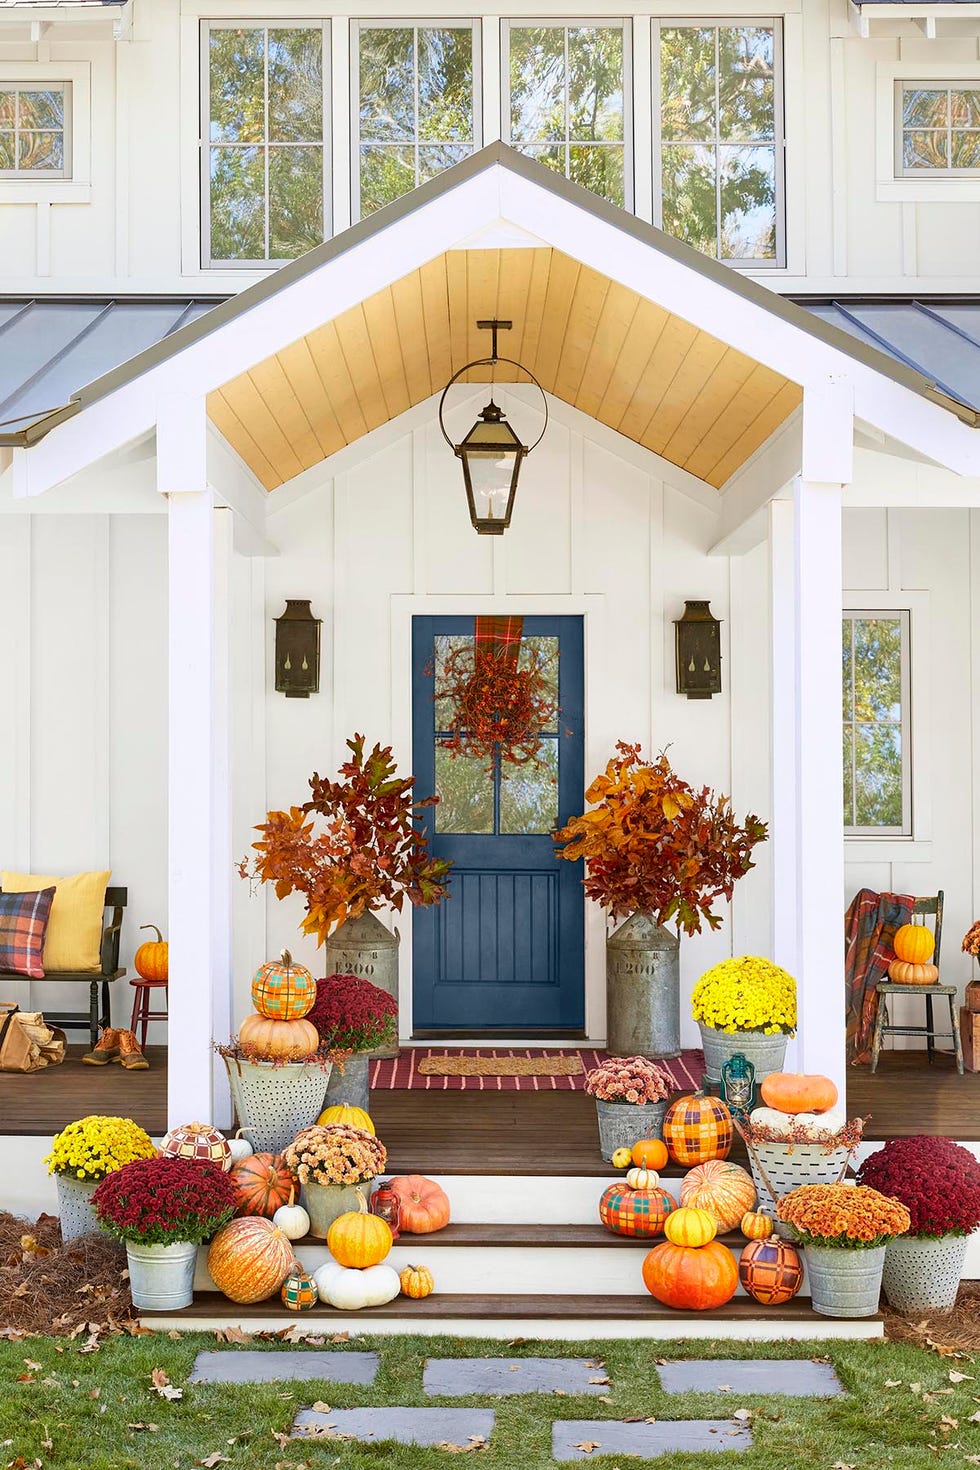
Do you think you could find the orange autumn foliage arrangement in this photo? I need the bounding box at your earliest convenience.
[554,744,767,932]
[241,734,452,945]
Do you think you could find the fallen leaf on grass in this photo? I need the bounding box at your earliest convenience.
[968,1410,980,1423]
[433,1439,486,1454]
[588,1376,611,1386]
[732,1409,753,1423]
[831,1462,856,1470]
[126,1424,159,1433]
[214,1326,252,1345]
[884,1380,902,1388]
[949,1371,973,1384]
[197,1454,230,1467]
[310,1403,331,1415]
[149,1368,182,1402]
[329,1333,349,1345]
[553,1389,567,1397]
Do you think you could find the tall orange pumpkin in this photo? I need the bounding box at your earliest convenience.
[642,1239,739,1311]
[327,1210,393,1268]
[134,924,168,981]
[663,1094,733,1166]
[208,1217,295,1303]
[893,923,935,964]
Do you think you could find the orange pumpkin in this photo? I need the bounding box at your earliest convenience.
[208,1217,295,1304]
[631,1138,669,1171]
[251,950,317,1021]
[887,959,939,986]
[327,1210,393,1268]
[663,1094,733,1166]
[388,1176,451,1234]
[399,1264,435,1299]
[237,1012,320,1061]
[740,1209,774,1240]
[229,1153,296,1218]
[679,1159,756,1232]
[134,924,168,981]
[893,923,935,964]
[664,1206,717,1248]
[759,1073,838,1116]
[642,1238,739,1311]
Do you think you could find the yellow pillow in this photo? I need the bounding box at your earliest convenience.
[1,870,111,973]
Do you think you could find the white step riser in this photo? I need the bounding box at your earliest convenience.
[399,1176,683,1224]
[194,1240,810,1299]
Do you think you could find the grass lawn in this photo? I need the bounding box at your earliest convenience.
[0,1330,978,1470]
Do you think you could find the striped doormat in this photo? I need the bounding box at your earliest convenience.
[368,1048,705,1092]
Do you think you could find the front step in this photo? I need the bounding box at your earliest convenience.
[143,1291,883,1341]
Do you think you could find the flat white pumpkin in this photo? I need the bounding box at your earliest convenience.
[312,1261,346,1297]
[749,1105,846,1140]
[323,1263,401,1311]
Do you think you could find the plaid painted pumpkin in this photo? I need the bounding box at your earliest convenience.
[663,1094,733,1166]
[251,949,316,1020]
[281,1266,319,1311]
[160,1121,232,1172]
[599,1182,674,1238]
[738,1236,804,1305]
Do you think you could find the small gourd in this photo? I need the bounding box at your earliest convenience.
[273,1200,311,1241]
[663,1206,717,1249]
[281,1266,319,1311]
[740,1209,774,1240]
[226,1128,255,1164]
[611,1147,633,1170]
[626,1166,660,1190]
[399,1263,435,1299]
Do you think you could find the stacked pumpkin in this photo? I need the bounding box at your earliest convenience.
[310,1177,448,1309]
[887,921,939,986]
[238,950,320,1061]
[748,1072,844,1142]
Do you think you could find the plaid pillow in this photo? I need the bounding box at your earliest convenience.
[0,888,56,979]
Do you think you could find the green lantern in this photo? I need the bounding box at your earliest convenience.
[720,1052,756,1118]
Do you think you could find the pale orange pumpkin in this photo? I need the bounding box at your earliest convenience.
[759,1072,839,1115]
[740,1209,774,1240]
[327,1210,393,1268]
[399,1264,435,1299]
[207,1217,295,1304]
[679,1159,756,1231]
[237,1012,319,1061]
[134,924,168,981]
[887,959,940,986]
[388,1175,451,1233]
[642,1239,738,1311]
[893,922,935,964]
[663,1205,717,1248]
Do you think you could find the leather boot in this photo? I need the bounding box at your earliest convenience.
[117,1029,149,1070]
[82,1027,120,1066]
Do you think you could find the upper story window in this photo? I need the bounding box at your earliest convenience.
[355,22,478,219]
[202,22,328,267]
[898,83,980,175]
[0,84,69,176]
[503,21,629,208]
[842,611,911,836]
[657,21,782,265]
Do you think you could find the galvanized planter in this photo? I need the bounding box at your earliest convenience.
[595,1099,668,1163]
[699,1023,788,1085]
[301,1181,369,1239]
[804,1243,886,1318]
[322,1051,371,1113]
[126,1240,197,1311]
[56,1174,105,1242]
[606,914,680,1059]
[225,1057,330,1156]
[882,1233,969,1316]
[323,911,400,1059]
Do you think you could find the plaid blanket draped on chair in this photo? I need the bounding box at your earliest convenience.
[845,887,915,1064]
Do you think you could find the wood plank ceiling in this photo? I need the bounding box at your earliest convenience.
[208,247,802,492]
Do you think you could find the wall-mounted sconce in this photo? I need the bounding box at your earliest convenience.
[674,600,722,700]
[275,599,321,698]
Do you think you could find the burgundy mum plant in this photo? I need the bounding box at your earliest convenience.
[857,1136,980,1238]
[93,1156,236,1246]
[307,973,398,1055]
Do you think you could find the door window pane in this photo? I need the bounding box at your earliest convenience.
[660,23,781,263]
[0,83,69,177]
[500,739,559,834]
[356,24,476,217]
[204,24,327,265]
[899,83,980,175]
[842,613,910,835]
[435,746,494,833]
[507,23,627,206]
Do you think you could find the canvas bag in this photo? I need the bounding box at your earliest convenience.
[0,1002,66,1071]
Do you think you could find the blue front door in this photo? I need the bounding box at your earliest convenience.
[411,615,585,1033]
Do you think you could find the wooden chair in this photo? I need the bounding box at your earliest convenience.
[870,891,964,1075]
[31,887,127,1049]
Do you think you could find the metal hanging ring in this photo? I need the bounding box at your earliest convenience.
[438,355,549,454]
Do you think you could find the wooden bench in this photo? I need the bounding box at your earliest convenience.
[31,886,127,1049]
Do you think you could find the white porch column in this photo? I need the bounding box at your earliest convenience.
[770,383,851,1100]
[160,399,233,1128]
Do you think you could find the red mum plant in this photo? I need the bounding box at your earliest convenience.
[585,1056,673,1105]
[857,1136,980,1238]
[307,973,398,1055]
[93,1156,236,1246]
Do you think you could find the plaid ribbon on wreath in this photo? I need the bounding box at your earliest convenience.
[474,614,523,671]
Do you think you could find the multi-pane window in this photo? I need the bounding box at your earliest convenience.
[658,22,782,263]
[505,22,628,207]
[202,23,327,266]
[842,612,911,836]
[0,85,69,176]
[898,83,980,175]
[355,23,477,218]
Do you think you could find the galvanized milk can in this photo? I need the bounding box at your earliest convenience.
[323,909,400,1057]
[605,912,680,1059]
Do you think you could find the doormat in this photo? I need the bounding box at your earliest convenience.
[418,1054,584,1078]
[369,1048,705,1092]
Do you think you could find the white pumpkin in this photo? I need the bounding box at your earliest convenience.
[322,1264,401,1311]
[273,1202,311,1241]
[626,1167,660,1190]
[749,1105,846,1140]
[227,1129,254,1164]
[313,1260,346,1298]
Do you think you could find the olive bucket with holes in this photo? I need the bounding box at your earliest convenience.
[225,1057,331,1155]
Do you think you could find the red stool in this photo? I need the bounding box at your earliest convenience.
[129,978,168,1049]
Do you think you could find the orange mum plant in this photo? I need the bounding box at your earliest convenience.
[777,1183,911,1249]
[554,743,767,933]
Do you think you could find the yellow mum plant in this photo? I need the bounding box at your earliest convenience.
[691,956,797,1035]
[45,1115,157,1183]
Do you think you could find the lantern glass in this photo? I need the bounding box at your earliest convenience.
[458,403,526,534]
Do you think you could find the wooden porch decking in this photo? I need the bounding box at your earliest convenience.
[0,1045,976,1156]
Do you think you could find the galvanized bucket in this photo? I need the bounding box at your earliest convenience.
[126,1240,197,1311]
[323,912,400,1059]
[225,1057,330,1155]
[301,1181,369,1240]
[56,1174,103,1242]
[606,914,680,1059]
[595,1099,668,1162]
[882,1233,968,1316]
[699,1023,788,1085]
[804,1243,886,1318]
[322,1051,371,1113]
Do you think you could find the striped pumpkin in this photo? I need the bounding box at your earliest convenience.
[208,1217,295,1304]
[317,1104,376,1135]
[679,1159,756,1231]
[663,1094,733,1166]
[229,1153,296,1218]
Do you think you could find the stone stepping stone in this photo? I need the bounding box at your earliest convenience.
[189,1350,379,1386]
[553,1419,752,1460]
[424,1357,610,1398]
[292,1407,495,1449]
[656,1359,843,1398]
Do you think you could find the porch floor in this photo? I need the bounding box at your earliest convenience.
[0,1045,976,1150]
